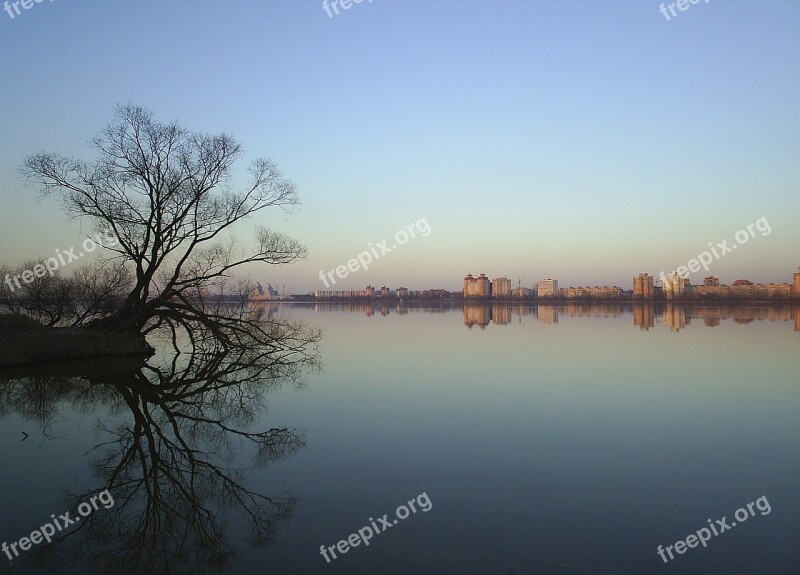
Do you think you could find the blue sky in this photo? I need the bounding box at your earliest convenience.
[1,0,798,292]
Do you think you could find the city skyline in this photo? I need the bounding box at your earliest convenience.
[305,266,800,298]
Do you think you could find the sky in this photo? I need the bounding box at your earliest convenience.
[1,0,798,292]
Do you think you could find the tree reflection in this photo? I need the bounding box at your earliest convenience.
[0,315,320,574]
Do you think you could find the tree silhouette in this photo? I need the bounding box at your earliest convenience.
[0,321,318,574]
[21,104,306,339]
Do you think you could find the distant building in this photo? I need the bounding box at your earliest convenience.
[561,286,580,299]
[633,274,654,299]
[314,290,341,298]
[794,268,800,298]
[380,286,390,297]
[561,286,622,300]
[511,287,533,299]
[768,283,792,299]
[250,282,277,301]
[693,284,731,298]
[464,273,490,297]
[420,288,449,299]
[366,285,375,297]
[732,279,754,298]
[250,282,292,301]
[537,279,559,299]
[691,276,792,300]
[396,286,409,299]
[663,272,690,300]
[492,277,511,299]
[313,288,371,298]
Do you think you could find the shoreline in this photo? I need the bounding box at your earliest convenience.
[260,298,800,306]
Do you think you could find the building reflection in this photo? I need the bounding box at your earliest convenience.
[461,303,514,328]
[249,302,280,319]
[663,304,688,332]
[287,301,800,333]
[537,305,559,324]
[464,303,491,329]
[458,303,800,333]
[633,304,655,331]
[511,305,535,319]
[688,305,789,325]
[493,305,511,325]
[310,302,452,317]
[562,303,623,317]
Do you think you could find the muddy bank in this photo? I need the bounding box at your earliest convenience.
[0,314,154,367]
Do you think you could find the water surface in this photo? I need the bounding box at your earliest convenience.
[1,303,798,574]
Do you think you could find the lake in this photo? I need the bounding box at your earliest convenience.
[1,303,798,574]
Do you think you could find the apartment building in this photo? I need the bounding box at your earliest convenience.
[491,277,511,298]
[633,273,654,298]
[464,273,491,297]
[537,279,559,299]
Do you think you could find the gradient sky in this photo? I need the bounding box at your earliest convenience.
[1,0,798,292]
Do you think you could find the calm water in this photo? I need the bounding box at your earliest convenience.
[1,303,798,574]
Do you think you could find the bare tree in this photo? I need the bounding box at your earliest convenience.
[0,260,131,327]
[0,260,75,326]
[21,104,306,335]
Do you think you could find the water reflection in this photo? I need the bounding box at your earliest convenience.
[2,302,796,574]
[250,302,281,320]
[663,303,688,332]
[634,304,655,330]
[279,301,800,332]
[0,333,318,574]
[457,302,800,332]
[307,301,451,317]
[463,303,490,329]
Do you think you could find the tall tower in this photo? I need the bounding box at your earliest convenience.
[793,267,800,298]
[633,273,653,299]
[464,273,475,297]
